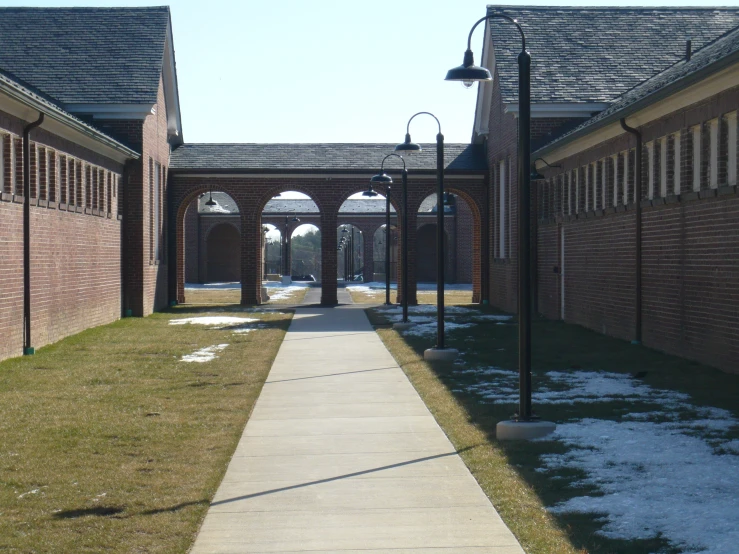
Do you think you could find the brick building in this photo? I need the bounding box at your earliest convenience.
[0,7,181,360]
[474,6,739,372]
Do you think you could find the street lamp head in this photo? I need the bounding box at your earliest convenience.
[370,171,393,186]
[362,183,379,197]
[205,190,217,206]
[395,133,422,156]
[291,216,301,223]
[445,49,492,87]
[530,167,546,181]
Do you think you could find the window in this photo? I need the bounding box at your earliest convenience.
[673,133,681,195]
[623,150,629,205]
[646,141,655,199]
[107,173,112,214]
[49,150,57,203]
[0,134,4,194]
[692,125,701,191]
[567,171,573,215]
[728,112,737,186]
[659,137,667,197]
[499,160,506,258]
[584,163,590,211]
[600,159,606,209]
[709,119,719,188]
[613,154,619,206]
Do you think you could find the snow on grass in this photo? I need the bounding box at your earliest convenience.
[185,282,240,290]
[402,320,476,338]
[169,316,258,327]
[267,286,306,300]
[347,282,473,291]
[453,366,739,553]
[181,344,228,363]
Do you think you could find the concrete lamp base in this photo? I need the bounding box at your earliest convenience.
[496,420,556,440]
[423,347,459,362]
[393,321,416,331]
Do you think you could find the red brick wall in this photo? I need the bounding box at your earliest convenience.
[525,85,739,372]
[0,110,124,362]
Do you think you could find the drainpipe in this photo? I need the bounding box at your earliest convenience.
[23,112,45,355]
[620,118,642,345]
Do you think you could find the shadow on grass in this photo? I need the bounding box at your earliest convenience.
[371,303,739,554]
[54,506,125,519]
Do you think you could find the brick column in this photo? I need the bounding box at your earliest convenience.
[240,215,261,305]
[320,211,338,305]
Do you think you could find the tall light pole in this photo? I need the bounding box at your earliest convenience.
[283,215,300,279]
[396,113,457,361]
[446,13,554,439]
[369,153,405,308]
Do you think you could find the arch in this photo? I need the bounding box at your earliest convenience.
[337,187,401,215]
[373,223,399,283]
[415,186,483,302]
[255,186,324,216]
[205,223,241,283]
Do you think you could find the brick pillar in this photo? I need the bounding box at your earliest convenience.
[397,210,418,305]
[321,211,338,305]
[363,229,374,283]
[241,215,261,305]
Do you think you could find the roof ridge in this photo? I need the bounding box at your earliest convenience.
[488,5,739,11]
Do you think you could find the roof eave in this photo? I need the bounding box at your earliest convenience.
[534,50,739,159]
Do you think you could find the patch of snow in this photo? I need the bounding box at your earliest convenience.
[453,366,739,552]
[18,488,40,499]
[402,320,476,338]
[264,281,311,289]
[268,286,306,300]
[170,316,258,327]
[181,344,229,363]
[348,282,472,292]
[185,282,240,290]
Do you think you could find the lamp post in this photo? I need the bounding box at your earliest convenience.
[396,112,457,361]
[283,215,300,279]
[369,154,405,308]
[447,13,554,439]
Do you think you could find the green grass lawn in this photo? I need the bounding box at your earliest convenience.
[0,304,291,553]
[369,304,739,554]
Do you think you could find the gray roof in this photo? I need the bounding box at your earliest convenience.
[0,7,169,104]
[536,24,739,156]
[200,194,396,215]
[170,143,487,173]
[488,6,739,104]
[0,68,138,158]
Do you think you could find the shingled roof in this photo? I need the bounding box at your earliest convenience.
[0,7,169,104]
[536,24,739,157]
[487,6,739,104]
[170,143,487,173]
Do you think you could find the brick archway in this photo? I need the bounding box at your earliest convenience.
[169,143,488,307]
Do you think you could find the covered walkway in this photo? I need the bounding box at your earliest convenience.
[190,305,523,553]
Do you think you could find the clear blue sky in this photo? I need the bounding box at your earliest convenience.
[3,1,739,144]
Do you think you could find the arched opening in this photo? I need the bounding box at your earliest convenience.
[178,189,242,304]
[373,224,398,283]
[417,193,456,283]
[339,190,395,284]
[206,223,240,282]
[290,223,321,281]
[261,190,321,285]
[337,224,363,282]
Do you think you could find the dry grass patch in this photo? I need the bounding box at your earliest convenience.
[184,285,308,305]
[348,287,471,305]
[374,327,581,554]
[0,305,291,553]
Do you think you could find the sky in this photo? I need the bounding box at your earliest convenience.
[3,0,739,144]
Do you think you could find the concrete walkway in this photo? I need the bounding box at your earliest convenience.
[190,305,524,553]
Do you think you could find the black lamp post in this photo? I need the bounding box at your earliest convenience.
[283,215,300,277]
[447,14,554,437]
[370,153,405,308]
[396,113,454,359]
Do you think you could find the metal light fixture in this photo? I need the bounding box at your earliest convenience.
[205,190,217,206]
[449,13,555,439]
[396,112,455,360]
[531,158,562,181]
[362,184,379,197]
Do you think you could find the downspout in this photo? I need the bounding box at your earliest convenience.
[620,118,642,344]
[23,112,45,355]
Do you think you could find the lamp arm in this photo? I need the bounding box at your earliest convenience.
[380,153,406,171]
[406,111,442,135]
[533,157,561,170]
[465,16,488,51]
[487,13,526,51]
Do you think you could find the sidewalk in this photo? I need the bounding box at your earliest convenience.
[190,305,524,553]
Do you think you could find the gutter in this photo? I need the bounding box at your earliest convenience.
[0,79,139,160]
[23,112,44,355]
[620,118,642,345]
[535,46,739,160]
